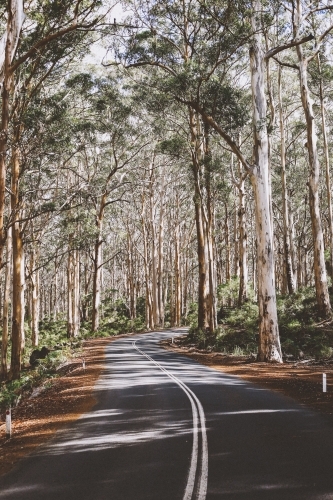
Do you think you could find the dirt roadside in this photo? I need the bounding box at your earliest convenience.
[0,334,127,477]
[162,338,333,425]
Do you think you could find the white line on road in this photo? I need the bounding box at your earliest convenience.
[132,340,208,500]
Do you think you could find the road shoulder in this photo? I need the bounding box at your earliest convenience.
[162,338,333,425]
[0,336,111,477]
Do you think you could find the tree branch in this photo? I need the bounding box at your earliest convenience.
[120,60,177,76]
[177,98,252,172]
[265,34,314,60]
[10,16,102,73]
[306,23,333,63]
[272,56,299,70]
[304,5,333,21]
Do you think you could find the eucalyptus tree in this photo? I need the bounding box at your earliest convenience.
[115,0,324,360]
[0,0,107,270]
[112,0,252,334]
[0,0,114,379]
[289,0,333,317]
[65,71,152,331]
[315,56,333,284]
[111,0,268,359]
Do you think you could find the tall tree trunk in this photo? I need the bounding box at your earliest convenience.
[158,182,165,326]
[318,54,333,284]
[278,67,295,294]
[224,203,231,283]
[233,197,239,278]
[237,166,248,306]
[92,192,107,332]
[11,220,23,379]
[204,128,217,329]
[0,1,24,271]
[53,258,58,321]
[31,252,40,347]
[142,197,153,330]
[10,145,24,379]
[174,213,181,326]
[72,248,80,337]
[249,0,282,362]
[189,109,212,331]
[127,233,136,320]
[0,3,15,269]
[289,208,297,289]
[67,242,74,337]
[294,1,331,317]
[28,224,39,346]
[150,170,160,327]
[1,227,12,380]
[194,187,208,330]
[92,233,102,332]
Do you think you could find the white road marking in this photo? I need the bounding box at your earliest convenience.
[132,340,208,500]
[215,409,299,416]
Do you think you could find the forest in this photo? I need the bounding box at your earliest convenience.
[0,0,333,387]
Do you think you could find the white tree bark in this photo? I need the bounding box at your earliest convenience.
[1,227,12,380]
[318,54,333,284]
[293,0,331,317]
[249,0,282,362]
[278,67,295,294]
[0,0,24,85]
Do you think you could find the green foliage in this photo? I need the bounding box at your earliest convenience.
[0,359,59,411]
[158,136,186,158]
[23,319,69,363]
[0,361,63,410]
[1,319,87,410]
[186,327,207,349]
[0,377,35,409]
[214,301,259,354]
[200,79,251,132]
[217,277,240,304]
[91,298,146,337]
[185,286,333,359]
[277,288,333,359]
[184,302,198,328]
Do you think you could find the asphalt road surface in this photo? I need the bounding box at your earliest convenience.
[1,329,333,500]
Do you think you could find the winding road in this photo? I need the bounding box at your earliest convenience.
[1,329,333,499]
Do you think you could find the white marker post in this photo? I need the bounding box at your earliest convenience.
[323,373,327,393]
[82,359,86,372]
[5,407,11,439]
[172,337,174,344]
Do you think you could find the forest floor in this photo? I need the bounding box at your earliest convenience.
[162,336,333,426]
[0,335,129,477]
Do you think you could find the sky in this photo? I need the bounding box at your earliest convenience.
[85,3,128,65]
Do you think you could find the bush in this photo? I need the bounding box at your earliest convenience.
[185,327,207,348]
[277,288,333,359]
[183,286,333,359]
[184,302,198,328]
[217,277,240,305]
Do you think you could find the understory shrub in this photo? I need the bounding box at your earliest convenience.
[183,285,333,359]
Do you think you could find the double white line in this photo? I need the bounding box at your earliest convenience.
[132,340,208,500]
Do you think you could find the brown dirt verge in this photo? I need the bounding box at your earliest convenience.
[0,334,130,477]
[162,338,333,426]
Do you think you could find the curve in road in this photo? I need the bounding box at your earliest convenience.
[1,329,333,499]
[133,338,208,500]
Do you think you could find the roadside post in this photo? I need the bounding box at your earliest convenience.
[5,407,11,439]
[323,373,327,393]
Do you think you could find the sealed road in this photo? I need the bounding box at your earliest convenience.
[1,329,333,499]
